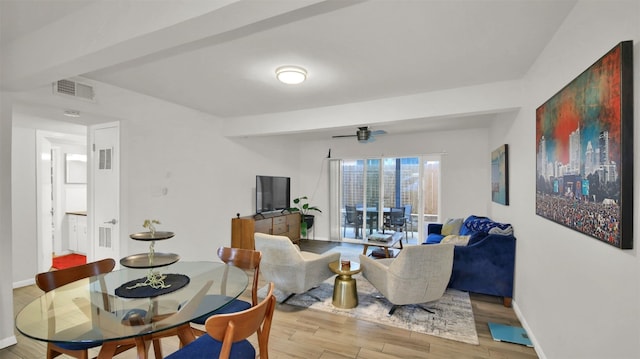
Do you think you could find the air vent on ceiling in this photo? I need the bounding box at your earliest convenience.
[53,79,95,101]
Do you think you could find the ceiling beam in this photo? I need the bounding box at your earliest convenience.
[222,80,524,137]
[1,0,358,92]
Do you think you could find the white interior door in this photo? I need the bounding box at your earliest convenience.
[89,123,120,262]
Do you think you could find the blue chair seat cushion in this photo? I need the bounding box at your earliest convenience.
[165,333,256,359]
[54,340,103,351]
[51,327,104,351]
[191,297,252,325]
[55,308,150,350]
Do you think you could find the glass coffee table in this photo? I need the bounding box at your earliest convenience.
[328,261,362,309]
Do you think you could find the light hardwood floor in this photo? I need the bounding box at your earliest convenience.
[3,240,538,359]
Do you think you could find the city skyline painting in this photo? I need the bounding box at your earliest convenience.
[535,41,633,249]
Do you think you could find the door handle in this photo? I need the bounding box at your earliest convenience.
[104,219,117,225]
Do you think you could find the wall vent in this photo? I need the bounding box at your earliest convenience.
[53,79,95,101]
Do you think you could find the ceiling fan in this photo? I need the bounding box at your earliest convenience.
[332,126,387,143]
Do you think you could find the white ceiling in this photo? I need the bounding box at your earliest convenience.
[0,0,577,138]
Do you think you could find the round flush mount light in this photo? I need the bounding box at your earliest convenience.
[275,66,307,85]
[63,110,80,118]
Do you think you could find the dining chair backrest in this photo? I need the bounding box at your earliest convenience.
[33,258,141,359]
[204,282,276,359]
[217,247,262,306]
[35,258,116,293]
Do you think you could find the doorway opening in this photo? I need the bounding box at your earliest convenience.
[36,130,88,271]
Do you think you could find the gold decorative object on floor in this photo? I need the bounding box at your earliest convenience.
[329,260,361,309]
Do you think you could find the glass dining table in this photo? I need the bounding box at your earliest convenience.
[15,261,248,358]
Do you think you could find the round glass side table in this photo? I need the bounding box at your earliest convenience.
[328,260,362,309]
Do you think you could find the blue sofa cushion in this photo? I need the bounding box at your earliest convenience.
[448,233,515,298]
[427,223,443,235]
[466,231,489,246]
[424,233,445,244]
[424,216,515,300]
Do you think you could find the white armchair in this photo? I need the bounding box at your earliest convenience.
[359,243,455,315]
[254,233,340,303]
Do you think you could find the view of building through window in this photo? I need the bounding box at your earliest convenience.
[338,156,440,240]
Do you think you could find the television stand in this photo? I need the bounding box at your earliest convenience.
[231,212,301,249]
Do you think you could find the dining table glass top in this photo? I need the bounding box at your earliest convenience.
[15,261,248,344]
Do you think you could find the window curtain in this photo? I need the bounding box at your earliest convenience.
[328,159,342,240]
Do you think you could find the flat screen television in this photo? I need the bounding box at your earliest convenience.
[256,175,291,214]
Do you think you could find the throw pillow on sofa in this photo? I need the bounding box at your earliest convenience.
[425,233,445,244]
[459,215,513,236]
[441,234,471,246]
[441,218,463,235]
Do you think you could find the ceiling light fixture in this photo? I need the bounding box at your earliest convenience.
[63,110,80,118]
[275,66,307,85]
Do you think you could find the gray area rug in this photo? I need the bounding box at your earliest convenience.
[260,274,479,345]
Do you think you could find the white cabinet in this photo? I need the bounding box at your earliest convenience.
[65,213,87,254]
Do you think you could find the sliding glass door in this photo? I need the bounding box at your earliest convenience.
[334,155,440,241]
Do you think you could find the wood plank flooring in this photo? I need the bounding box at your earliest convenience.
[2,239,538,358]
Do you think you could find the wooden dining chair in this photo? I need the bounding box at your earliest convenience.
[165,282,276,359]
[190,247,262,336]
[35,258,137,359]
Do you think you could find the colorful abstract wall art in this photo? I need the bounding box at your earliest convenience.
[535,41,633,249]
[491,144,509,205]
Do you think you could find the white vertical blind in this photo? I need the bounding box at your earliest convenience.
[328,159,342,240]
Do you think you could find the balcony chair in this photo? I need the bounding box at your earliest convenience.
[403,204,413,239]
[165,282,276,359]
[359,243,454,315]
[382,207,406,238]
[344,205,363,238]
[254,233,340,303]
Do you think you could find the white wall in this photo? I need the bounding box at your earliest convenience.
[10,88,301,285]
[111,91,299,261]
[10,126,37,284]
[492,1,640,358]
[295,125,492,241]
[0,93,17,349]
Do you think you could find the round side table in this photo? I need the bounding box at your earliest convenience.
[328,261,361,309]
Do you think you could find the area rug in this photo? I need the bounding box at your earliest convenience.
[52,253,86,270]
[259,274,479,345]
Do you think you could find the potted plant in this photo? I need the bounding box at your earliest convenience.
[288,196,321,237]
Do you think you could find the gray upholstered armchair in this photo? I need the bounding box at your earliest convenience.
[254,233,340,303]
[359,243,455,315]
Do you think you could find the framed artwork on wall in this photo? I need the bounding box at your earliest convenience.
[535,40,633,249]
[491,144,509,205]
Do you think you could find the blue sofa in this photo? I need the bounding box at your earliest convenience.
[424,215,515,307]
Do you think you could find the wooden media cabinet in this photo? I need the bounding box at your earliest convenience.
[231,212,301,249]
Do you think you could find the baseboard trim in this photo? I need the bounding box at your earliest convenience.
[0,335,17,349]
[513,300,546,359]
[13,278,35,288]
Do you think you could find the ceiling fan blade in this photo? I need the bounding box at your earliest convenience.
[371,130,387,136]
[332,134,357,138]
